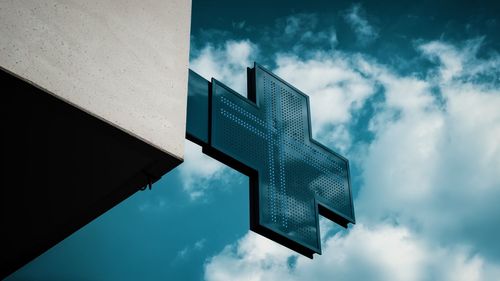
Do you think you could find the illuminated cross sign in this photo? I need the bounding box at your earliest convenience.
[186,63,355,257]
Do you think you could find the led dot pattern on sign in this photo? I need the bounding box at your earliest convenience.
[209,64,354,255]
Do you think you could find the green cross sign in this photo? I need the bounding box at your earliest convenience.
[186,63,355,257]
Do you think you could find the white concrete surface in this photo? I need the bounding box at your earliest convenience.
[0,0,191,159]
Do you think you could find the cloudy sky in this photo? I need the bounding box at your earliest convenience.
[8,1,500,280]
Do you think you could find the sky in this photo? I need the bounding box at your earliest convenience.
[7,0,500,280]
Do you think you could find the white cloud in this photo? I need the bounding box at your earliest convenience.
[284,15,306,36]
[190,39,259,95]
[177,140,228,200]
[199,36,500,280]
[137,197,167,212]
[418,37,500,84]
[175,238,207,261]
[205,224,500,281]
[344,4,379,45]
[232,21,246,30]
[282,14,321,39]
[276,14,338,52]
[204,230,296,281]
[194,238,207,250]
[357,40,500,259]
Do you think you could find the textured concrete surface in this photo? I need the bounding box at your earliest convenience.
[0,0,191,159]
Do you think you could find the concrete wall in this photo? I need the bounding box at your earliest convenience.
[0,0,191,159]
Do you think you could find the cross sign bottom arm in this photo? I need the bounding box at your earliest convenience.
[186,63,355,258]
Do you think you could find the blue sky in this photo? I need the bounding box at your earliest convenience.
[8,1,500,280]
